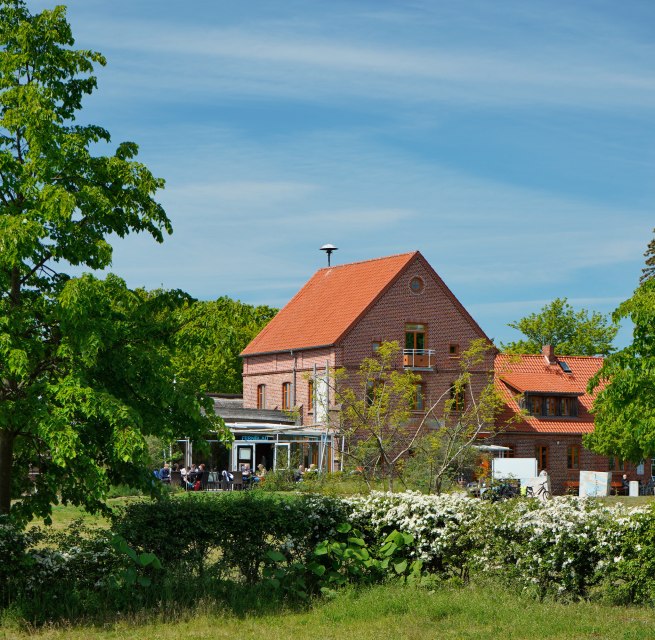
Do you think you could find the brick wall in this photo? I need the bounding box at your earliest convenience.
[243,348,337,419]
[339,255,493,419]
[490,432,646,494]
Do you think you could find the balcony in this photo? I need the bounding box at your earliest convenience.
[403,349,436,370]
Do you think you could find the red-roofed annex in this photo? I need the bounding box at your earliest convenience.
[492,346,645,494]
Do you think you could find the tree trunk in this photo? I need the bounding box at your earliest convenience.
[0,430,15,515]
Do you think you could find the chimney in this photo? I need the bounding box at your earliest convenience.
[542,344,557,365]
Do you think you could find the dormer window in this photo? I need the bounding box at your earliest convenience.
[526,393,578,417]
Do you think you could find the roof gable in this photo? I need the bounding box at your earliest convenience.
[241,252,418,356]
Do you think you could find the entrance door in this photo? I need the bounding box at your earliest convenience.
[274,443,290,470]
[255,442,274,470]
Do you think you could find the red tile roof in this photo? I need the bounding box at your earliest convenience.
[241,252,418,356]
[495,353,604,434]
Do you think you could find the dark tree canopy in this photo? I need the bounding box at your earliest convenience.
[0,1,222,522]
[501,298,618,356]
[642,228,655,283]
[173,297,277,394]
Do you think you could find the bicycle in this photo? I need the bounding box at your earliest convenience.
[525,483,551,500]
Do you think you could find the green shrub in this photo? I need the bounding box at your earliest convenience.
[258,469,298,491]
[474,497,629,599]
[595,504,655,605]
[346,491,481,579]
[111,492,348,583]
[0,517,32,607]
[264,523,424,600]
[6,520,125,623]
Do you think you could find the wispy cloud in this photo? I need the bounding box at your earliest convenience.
[76,11,655,110]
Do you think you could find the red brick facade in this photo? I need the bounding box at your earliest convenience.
[242,253,493,427]
[491,432,642,495]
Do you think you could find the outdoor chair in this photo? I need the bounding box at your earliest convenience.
[199,470,210,491]
[231,471,244,491]
[219,470,244,490]
[206,471,220,491]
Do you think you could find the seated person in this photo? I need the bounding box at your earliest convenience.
[187,464,200,484]
[242,463,254,485]
[305,463,318,476]
[293,465,305,482]
[159,463,171,483]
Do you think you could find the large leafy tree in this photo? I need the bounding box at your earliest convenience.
[584,278,655,462]
[501,297,617,356]
[173,297,277,394]
[0,1,222,521]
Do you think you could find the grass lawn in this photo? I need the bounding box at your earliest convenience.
[27,497,142,532]
[2,581,655,640]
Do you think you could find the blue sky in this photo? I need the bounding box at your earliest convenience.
[35,0,654,348]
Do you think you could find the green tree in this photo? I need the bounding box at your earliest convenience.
[0,2,224,521]
[173,297,277,394]
[502,298,617,356]
[335,341,421,491]
[584,278,655,462]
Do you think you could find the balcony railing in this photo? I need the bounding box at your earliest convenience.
[403,349,436,370]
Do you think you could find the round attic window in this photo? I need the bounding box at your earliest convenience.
[410,276,424,294]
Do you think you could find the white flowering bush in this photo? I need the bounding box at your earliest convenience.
[331,492,651,600]
[345,491,485,578]
[595,504,655,605]
[471,497,644,599]
[15,521,124,621]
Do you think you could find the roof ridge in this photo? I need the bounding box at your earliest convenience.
[315,251,417,272]
[496,353,604,360]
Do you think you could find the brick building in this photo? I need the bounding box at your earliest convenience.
[240,251,639,493]
[240,251,494,469]
[492,346,644,494]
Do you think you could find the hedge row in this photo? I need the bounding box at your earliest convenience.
[3,491,655,624]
